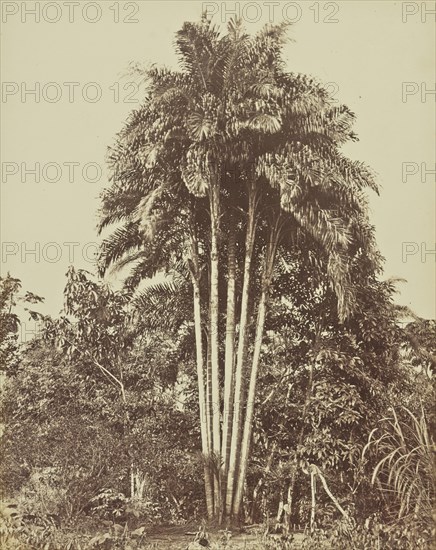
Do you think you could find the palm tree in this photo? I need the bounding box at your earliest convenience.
[98,16,378,522]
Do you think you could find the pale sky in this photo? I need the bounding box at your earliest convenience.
[1,1,435,325]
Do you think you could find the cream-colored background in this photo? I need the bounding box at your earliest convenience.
[1,1,435,321]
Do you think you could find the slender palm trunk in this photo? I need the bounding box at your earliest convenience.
[225,180,257,519]
[206,334,214,479]
[233,219,281,517]
[189,229,214,518]
[209,179,221,514]
[221,218,237,520]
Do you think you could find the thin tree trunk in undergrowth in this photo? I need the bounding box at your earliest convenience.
[248,441,277,523]
[285,327,321,525]
[311,464,351,520]
[209,179,221,515]
[221,218,237,521]
[310,469,316,533]
[69,337,141,503]
[110,361,136,501]
[189,229,214,518]
[275,481,284,527]
[233,218,282,518]
[225,180,258,519]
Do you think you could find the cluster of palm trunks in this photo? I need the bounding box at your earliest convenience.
[99,16,378,524]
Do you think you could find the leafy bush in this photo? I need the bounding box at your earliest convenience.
[300,516,433,550]
[85,489,128,521]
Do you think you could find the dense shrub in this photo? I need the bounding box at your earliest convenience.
[300,517,434,550]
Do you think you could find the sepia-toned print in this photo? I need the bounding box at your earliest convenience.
[1,2,434,548]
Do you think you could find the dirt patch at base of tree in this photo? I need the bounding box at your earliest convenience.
[144,525,305,549]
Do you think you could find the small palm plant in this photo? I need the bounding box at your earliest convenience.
[364,405,435,530]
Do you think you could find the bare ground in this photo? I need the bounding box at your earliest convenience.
[142,525,306,549]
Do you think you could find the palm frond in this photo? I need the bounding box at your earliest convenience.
[98,222,142,276]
